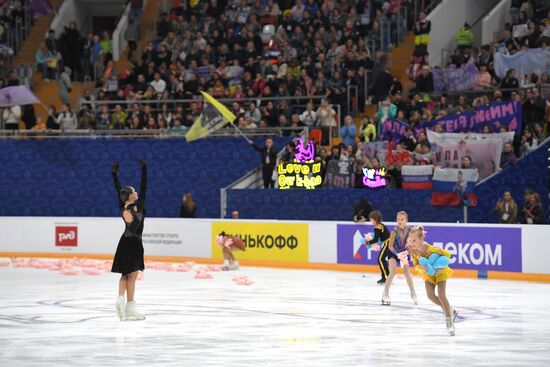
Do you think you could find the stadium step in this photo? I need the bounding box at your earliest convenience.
[11,0,64,66]
[390,32,416,92]
[115,0,162,70]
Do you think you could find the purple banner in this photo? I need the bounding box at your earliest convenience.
[432,58,478,93]
[337,224,522,272]
[381,101,522,141]
[29,0,53,18]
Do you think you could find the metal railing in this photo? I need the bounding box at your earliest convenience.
[0,126,308,140]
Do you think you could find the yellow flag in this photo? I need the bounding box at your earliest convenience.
[185,91,237,142]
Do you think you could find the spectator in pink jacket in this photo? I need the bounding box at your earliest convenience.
[475,65,492,90]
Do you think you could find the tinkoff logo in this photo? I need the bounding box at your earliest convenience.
[227,234,299,250]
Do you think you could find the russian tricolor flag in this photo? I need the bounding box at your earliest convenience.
[402,165,433,189]
[431,168,478,206]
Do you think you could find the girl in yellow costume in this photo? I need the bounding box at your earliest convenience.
[409,226,458,336]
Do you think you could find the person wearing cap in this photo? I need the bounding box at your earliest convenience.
[456,23,474,50]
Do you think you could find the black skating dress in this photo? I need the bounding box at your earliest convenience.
[111,163,147,275]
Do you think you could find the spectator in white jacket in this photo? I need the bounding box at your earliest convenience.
[54,104,78,131]
[299,101,318,128]
[2,105,21,130]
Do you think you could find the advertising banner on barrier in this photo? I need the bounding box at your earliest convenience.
[337,224,522,272]
[0,217,212,258]
[211,222,308,262]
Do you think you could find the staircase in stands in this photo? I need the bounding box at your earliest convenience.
[13,0,161,124]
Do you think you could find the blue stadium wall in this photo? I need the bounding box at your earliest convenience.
[227,142,549,223]
[0,138,547,223]
[0,137,289,218]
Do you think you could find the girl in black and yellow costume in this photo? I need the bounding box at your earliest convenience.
[366,210,391,287]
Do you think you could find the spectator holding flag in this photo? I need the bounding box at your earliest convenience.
[248,138,278,189]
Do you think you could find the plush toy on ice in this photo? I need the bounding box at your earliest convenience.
[418,253,450,276]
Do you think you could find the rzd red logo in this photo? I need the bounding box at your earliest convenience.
[55,226,78,247]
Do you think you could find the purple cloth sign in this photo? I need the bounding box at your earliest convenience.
[29,0,53,18]
[337,224,522,272]
[0,86,41,107]
[381,101,522,141]
[432,58,478,93]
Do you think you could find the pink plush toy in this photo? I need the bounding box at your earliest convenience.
[206,264,222,272]
[60,268,80,276]
[397,251,409,268]
[0,261,10,267]
[82,268,102,275]
[194,270,213,279]
[232,276,254,285]
[176,264,192,272]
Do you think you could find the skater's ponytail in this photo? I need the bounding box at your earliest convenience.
[410,225,426,239]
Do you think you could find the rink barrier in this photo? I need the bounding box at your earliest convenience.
[1,217,549,282]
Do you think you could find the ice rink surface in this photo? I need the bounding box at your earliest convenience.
[1,260,549,367]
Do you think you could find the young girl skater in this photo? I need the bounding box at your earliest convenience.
[366,210,391,285]
[381,211,417,306]
[409,225,458,335]
[111,159,147,321]
[215,231,246,270]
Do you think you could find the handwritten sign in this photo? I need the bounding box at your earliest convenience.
[362,167,387,188]
[278,161,323,189]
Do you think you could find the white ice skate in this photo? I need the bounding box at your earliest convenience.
[381,292,391,306]
[221,260,230,271]
[410,291,418,305]
[115,296,125,321]
[124,301,145,321]
[446,317,455,336]
[443,307,459,321]
[230,261,239,270]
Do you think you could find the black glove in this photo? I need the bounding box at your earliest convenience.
[111,163,119,173]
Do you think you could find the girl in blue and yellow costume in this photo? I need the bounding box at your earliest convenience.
[409,225,458,335]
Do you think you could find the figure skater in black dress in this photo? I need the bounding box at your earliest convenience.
[111,159,147,321]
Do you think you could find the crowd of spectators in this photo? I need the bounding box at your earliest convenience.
[24,0,423,135]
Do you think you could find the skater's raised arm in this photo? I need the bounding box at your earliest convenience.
[137,159,147,208]
[111,163,123,208]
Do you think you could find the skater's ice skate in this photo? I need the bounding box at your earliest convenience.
[452,308,458,322]
[115,295,125,321]
[221,260,230,271]
[381,292,391,306]
[229,260,239,270]
[410,291,418,305]
[446,317,455,336]
[377,277,386,285]
[124,301,145,321]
